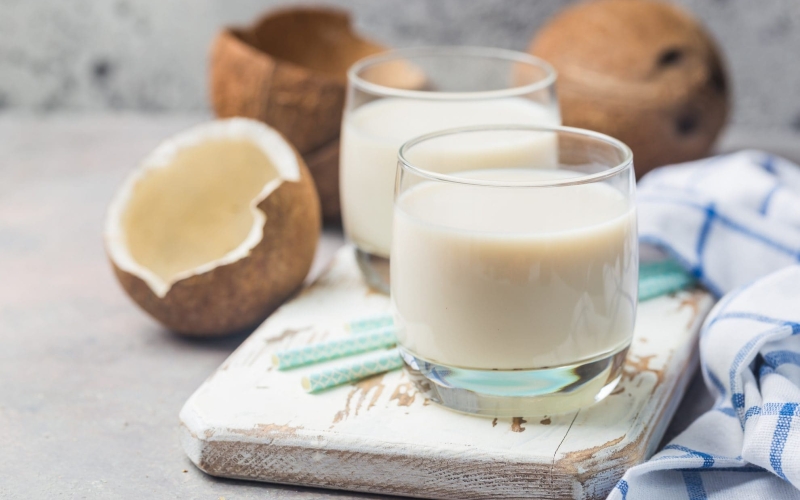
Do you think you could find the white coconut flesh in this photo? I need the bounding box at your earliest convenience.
[105,118,301,298]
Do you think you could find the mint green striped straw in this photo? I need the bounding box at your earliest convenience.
[346,315,394,334]
[272,327,396,370]
[302,348,403,393]
[639,260,695,301]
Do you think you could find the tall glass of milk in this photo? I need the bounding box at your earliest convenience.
[392,125,637,417]
[341,47,559,292]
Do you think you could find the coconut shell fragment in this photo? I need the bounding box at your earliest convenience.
[529,0,729,177]
[210,7,384,222]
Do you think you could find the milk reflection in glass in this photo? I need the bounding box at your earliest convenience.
[340,98,560,257]
[392,168,637,370]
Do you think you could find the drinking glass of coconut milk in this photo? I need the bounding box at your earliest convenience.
[392,125,637,417]
[341,47,560,292]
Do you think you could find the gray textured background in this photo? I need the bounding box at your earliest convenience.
[1,0,799,132]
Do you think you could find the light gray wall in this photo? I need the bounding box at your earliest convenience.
[1,0,799,132]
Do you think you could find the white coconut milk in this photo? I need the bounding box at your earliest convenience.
[391,169,638,370]
[340,97,560,257]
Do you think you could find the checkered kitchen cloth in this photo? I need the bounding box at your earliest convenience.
[609,151,800,499]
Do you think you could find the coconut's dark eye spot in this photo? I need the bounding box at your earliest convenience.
[710,63,727,94]
[658,48,684,67]
[676,112,699,135]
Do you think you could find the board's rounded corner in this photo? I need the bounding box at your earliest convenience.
[179,400,215,471]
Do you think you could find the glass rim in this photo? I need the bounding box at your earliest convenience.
[397,124,635,188]
[347,46,557,100]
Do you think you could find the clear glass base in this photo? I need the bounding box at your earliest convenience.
[355,247,391,294]
[400,345,629,417]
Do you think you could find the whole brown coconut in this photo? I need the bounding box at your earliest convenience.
[529,0,729,177]
[210,7,384,222]
[105,119,321,336]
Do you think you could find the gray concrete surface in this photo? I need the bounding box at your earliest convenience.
[1,0,799,132]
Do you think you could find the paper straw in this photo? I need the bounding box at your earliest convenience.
[640,259,686,278]
[302,348,403,393]
[272,327,396,370]
[639,260,695,301]
[346,315,393,334]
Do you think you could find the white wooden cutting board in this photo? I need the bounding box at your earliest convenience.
[180,246,715,500]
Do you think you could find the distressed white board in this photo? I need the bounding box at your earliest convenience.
[180,246,715,500]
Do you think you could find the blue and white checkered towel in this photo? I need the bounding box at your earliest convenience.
[609,151,800,499]
[637,150,800,297]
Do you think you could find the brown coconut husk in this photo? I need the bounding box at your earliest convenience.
[529,0,729,177]
[210,7,385,222]
[304,138,341,227]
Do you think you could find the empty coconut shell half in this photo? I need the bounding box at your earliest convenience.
[105,118,321,336]
[210,7,384,223]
